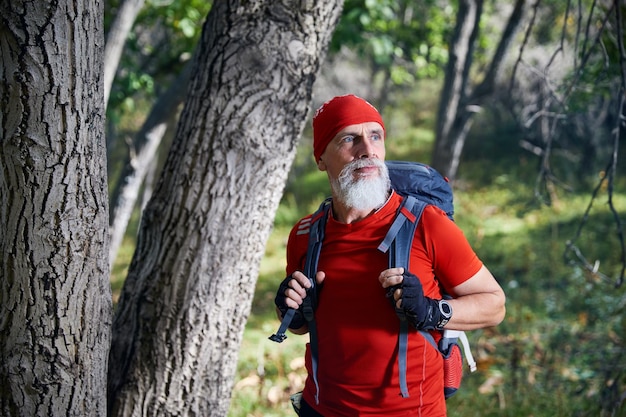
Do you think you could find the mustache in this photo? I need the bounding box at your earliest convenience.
[340,158,385,176]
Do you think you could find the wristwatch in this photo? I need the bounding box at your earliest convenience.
[436,299,453,329]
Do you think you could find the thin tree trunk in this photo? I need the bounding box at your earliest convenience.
[432,0,482,180]
[107,1,343,416]
[0,1,111,416]
[108,62,192,269]
[432,0,525,181]
[104,0,146,106]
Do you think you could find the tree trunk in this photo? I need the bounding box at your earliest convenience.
[108,61,192,269]
[107,1,343,416]
[431,0,525,181]
[0,2,111,417]
[431,0,482,180]
[104,0,146,106]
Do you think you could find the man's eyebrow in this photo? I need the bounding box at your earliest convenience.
[366,127,384,137]
[334,129,359,139]
[337,127,359,135]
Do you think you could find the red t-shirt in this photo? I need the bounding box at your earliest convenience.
[286,192,483,416]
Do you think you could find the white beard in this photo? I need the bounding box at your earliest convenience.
[330,159,391,211]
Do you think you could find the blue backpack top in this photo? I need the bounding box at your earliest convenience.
[386,160,454,220]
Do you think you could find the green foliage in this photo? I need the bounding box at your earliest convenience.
[330,0,524,89]
[331,0,454,84]
[106,0,212,112]
[546,1,623,120]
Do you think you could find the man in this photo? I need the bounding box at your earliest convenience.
[275,94,506,416]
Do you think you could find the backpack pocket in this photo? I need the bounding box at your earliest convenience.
[442,341,464,399]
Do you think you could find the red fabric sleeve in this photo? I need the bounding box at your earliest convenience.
[418,205,484,292]
[286,215,312,276]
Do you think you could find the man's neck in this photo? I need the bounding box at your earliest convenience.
[332,204,376,224]
[330,191,392,224]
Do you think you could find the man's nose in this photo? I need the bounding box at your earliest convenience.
[358,137,378,159]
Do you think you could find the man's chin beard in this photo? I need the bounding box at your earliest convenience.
[331,160,391,211]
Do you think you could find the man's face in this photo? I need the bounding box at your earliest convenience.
[318,122,389,211]
[317,122,386,181]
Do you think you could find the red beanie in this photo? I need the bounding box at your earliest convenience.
[312,94,385,161]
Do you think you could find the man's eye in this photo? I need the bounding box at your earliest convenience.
[341,135,354,143]
[371,134,381,141]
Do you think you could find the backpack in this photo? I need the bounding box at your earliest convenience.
[269,160,477,404]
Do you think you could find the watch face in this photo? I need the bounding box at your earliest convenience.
[440,300,452,317]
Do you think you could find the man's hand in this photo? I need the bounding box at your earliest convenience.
[274,271,326,330]
[379,268,446,330]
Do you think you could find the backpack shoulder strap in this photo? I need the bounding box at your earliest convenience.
[302,198,331,318]
[378,194,425,266]
[301,198,331,405]
[382,195,476,399]
[268,198,330,343]
[268,198,330,404]
[378,195,427,398]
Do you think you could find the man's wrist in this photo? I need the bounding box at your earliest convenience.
[435,299,453,330]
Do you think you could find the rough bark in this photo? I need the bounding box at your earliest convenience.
[431,0,526,181]
[107,1,343,416]
[0,1,112,417]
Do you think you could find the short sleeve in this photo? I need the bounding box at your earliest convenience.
[419,205,483,291]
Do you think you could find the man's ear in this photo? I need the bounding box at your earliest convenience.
[317,158,327,171]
